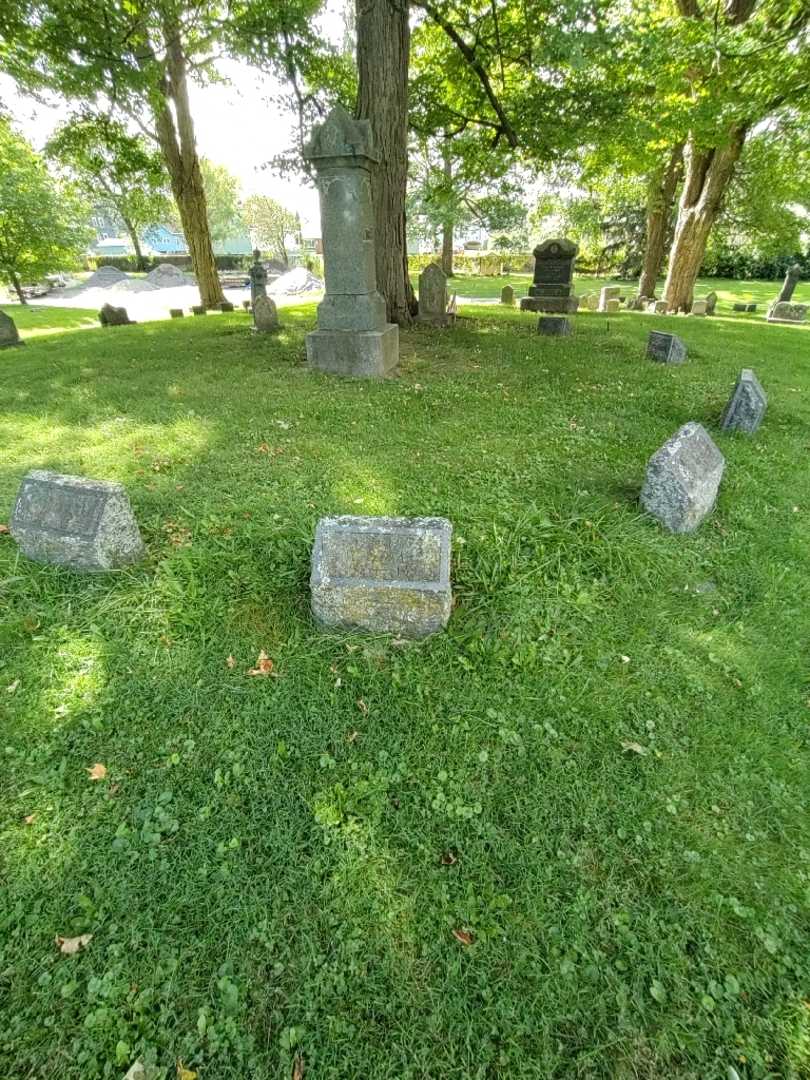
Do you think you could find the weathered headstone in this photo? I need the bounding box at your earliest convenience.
[720,368,767,435]
[767,301,808,324]
[776,262,802,303]
[10,470,145,570]
[537,315,571,336]
[606,298,621,313]
[242,300,251,312]
[310,516,452,638]
[519,238,579,314]
[640,423,725,533]
[253,294,280,333]
[650,300,668,314]
[585,292,599,311]
[626,294,647,311]
[0,310,24,348]
[191,305,206,316]
[169,308,184,319]
[597,285,621,313]
[691,299,708,316]
[219,301,235,313]
[99,303,133,327]
[417,263,449,326]
[248,249,268,306]
[500,284,515,306]
[303,106,398,377]
[647,330,687,364]
[704,291,718,314]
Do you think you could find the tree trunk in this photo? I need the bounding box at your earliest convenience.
[9,269,27,304]
[153,28,224,309]
[356,0,416,325]
[638,144,682,298]
[662,128,746,312]
[122,215,146,272]
[441,141,454,276]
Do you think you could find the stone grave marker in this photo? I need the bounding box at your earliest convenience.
[720,369,767,435]
[649,300,668,314]
[691,299,707,316]
[417,263,449,326]
[647,330,687,364]
[99,303,133,326]
[253,294,280,333]
[703,291,718,315]
[585,293,599,311]
[519,238,579,314]
[10,470,145,571]
[746,303,757,312]
[733,302,747,312]
[597,285,621,312]
[169,308,184,319]
[220,301,235,313]
[303,106,398,377]
[776,263,802,303]
[310,516,452,638]
[0,310,24,348]
[191,305,206,316]
[767,301,807,324]
[248,249,268,306]
[537,315,571,336]
[626,294,647,311]
[242,300,251,311]
[640,422,725,533]
[606,298,621,313]
[500,284,515,306]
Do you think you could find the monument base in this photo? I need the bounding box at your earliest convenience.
[306,323,399,377]
[767,302,807,325]
[520,296,579,314]
[415,313,451,327]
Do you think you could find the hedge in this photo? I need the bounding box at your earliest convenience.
[87,254,251,273]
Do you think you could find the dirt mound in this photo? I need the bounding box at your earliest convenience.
[84,266,130,289]
[111,278,159,293]
[145,263,196,288]
[269,267,323,295]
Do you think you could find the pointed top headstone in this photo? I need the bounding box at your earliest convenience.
[303,105,378,164]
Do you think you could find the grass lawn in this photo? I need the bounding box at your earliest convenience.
[2,302,810,1079]
[5,304,99,336]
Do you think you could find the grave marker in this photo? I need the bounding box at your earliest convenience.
[640,423,725,533]
[99,303,133,326]
[720,369,767,435]
[519,238,579,314]
[417,263,450,326]
[0,311,23,348]
[647,330,687,364]
[597,285,621,312]
[500,284,515,306]
[253,295,280,333]
[767,301,807,324]
[537,315,571,336]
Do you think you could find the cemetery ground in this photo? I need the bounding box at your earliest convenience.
[1,299,810,1080]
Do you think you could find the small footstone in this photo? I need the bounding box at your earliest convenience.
[192,305,206,316]
[0,310,24,348]
[99,303,133,326]
[500,284,515,306]
[537,315,571,336]
[647,330,687,364]
[733,302,747,312]
[253,294,280,333]
[219,301,235,312]
[10,470,145,570]
[640,422,725,533]
[597,285,621,313]
[720,369,767,435]
[169,308,184,319]
[691,299,707,316]
[746,303,757,313]
[311,516,452,638]
[606,298,621,313]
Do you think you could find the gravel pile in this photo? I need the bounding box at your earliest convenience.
[269,267,324,295]
[145,263,196,288]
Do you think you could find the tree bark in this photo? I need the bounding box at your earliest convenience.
[638,144,682,298]
[153,27,224,308]
[356,0,416,325]
[662,127,746,311]
[121,214,146,271]
[441,141,454,276]
[9,269,27,304]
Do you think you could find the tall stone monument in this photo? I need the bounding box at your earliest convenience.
[776,263,802,303]
[303,106,398,377]
[520,238,579,314]
[248,250,268,306]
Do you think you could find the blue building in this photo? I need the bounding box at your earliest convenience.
[143,225,188,255]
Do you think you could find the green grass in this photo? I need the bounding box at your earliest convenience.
[4,303,99,336]
[419,272,810,306]
[2,302,810,1079]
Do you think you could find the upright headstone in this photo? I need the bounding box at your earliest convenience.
[691,299,708,316]
[248,249,268,306]
[704,291,718,315]
[191,306,206,316]
[585,292,599,311]
[219,301,235,313]
[650,300,668,314]
[767,301,807,325]
[519,238,579,314]
[720,369,767,435]
[597,285,621,313]
[606,298,621,313]
[253,294,280,333]
[99,303,133,327]
[746,303,757,312]
[647,330,687,364]
[537,315,571,336]
[640,423,725,533]
[776,263,802,303]
[626,294,647,311]
[417,263,449,326]
[10,470,145,570]
[310,516,452,638]
[0,310,24,348]
[169,308,184,319]
[303,106,398,377]
[242,300,251,312]
[500,284,515,306]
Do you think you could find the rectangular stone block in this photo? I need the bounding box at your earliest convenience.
[597,286,621,312]
[606,298,621,313]
[520,296,579,314]
[720,369,767,435]
[529,284,572,298]
[767,301,808,324]
[311,516,452,638]
[640,422,725,533]
[537,315,571,336]
[691,299,707,316]
[10,470,145,571]
[306,323,399,377]
[647,330,687,364]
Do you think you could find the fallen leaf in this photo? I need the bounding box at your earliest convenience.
[256,442,270,453]
[452,928,473,945]
[356,698,368,715]
[0,523,9,535]
[56,933,92,955]
[441,850,457,865]
[6,679,20,694]
[292,1054,304,1080]
[247,650,274,676]
[346,730,359,743]
[87,763,108,780]
[226,654,236,669]
[620,655,631,664]
[176,1063,198,1080]
[23,813,36,825]
[620,741,648,756]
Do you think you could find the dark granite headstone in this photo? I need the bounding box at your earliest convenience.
[99,303,133,326]
[720,369,767,435]
[0,310,24,348]
[500,284,515,306]
[746,303,757,312]
[191,305,206,316]
[647,330,687,364]
[537,315,571,336]
[10,470,145,570]
[520,238,579,314]
[733,302,747,312]
[169,308,184,318]
[311,516,452,638]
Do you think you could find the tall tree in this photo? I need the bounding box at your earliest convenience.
[243,195,299,266]
[45,115,171,270]
[0,119,91,303]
